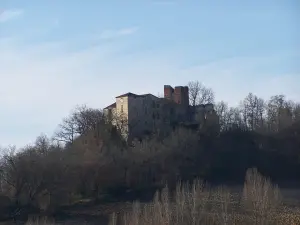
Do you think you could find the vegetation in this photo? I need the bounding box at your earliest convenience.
[109,169,300,225]
[0,81,299,224]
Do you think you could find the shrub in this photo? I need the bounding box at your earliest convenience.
[110,168,300,225]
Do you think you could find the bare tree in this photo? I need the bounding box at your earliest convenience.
[53,105,104,145]
[72,105,104,133]
[53,116,77,144]
[0,145,39,207]
[215,101,230,131]
[292,103,300,122]
[35,133,51,153]
[240,93,266,131]
[188,81,215,106]
[241,93,256,130]
[0,135,80,213]
[266,95,293,132]
[227,107,245,130]
[0,146,16,195]
[254,97,266,132]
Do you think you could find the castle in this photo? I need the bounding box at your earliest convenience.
[103,85,219,141]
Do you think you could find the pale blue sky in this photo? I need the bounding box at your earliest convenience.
[0,0,299,147]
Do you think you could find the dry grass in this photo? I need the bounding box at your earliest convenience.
[23,168,300,225]
[25,215,55,225]
[110,168,300,225]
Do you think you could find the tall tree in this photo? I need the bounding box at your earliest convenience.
[215,101,230,131]
[266,95,293,132]
[292,103,300,122]
[188,81,215,106]
[240,93,266,132]
[228,107,244,130]
[53,105,104,145]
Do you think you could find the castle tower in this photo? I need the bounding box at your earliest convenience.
[174,86,189,106]
[164,85,174,101]
[183,86,189,106]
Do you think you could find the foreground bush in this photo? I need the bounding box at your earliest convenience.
[110,168,300,225]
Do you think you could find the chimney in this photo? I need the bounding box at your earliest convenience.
[164,85,174,101]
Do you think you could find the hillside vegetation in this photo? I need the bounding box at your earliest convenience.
[1,81,299,224]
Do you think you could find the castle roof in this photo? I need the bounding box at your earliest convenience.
[103,102,116,109]
[115,92,155,98]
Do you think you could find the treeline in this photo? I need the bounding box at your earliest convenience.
[0,81,299,218]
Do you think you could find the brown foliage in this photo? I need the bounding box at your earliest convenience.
[111,169,300,225]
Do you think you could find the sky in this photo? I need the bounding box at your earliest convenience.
[0,0,299,148]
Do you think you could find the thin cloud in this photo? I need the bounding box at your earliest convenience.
[99,26,139,40]
[0,9,23,23]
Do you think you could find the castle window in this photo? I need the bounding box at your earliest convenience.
[121,105,123,113]
[156,103,160,108]
[152,113,156,119]
[157,113,160,120]
[152,101,156,108]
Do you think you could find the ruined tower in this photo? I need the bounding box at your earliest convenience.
[173,86,189,106]
[164,85,174,101]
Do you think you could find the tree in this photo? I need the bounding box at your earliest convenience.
[72,105,104,133]
[188,81,215,106]
[0,135,79,213]
[53,105,104,145]
[227,107,244,130]
[240,93,266,132]
[35,134,51,153]
[215,102,246,131]
[266,95,293,132]
[292,103,300,122]
[254,97,266,132]
[215,101,230,131]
